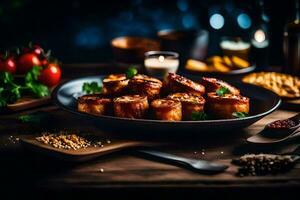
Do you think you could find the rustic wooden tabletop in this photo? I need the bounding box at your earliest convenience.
[1,64,299,199]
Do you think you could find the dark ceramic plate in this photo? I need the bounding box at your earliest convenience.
[52,75,281,133]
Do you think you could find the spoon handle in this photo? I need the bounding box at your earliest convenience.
[138,150,227,173]
[138,150,193,164]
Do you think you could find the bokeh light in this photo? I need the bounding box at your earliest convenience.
[237,13,251,29]
[209,13,224,30]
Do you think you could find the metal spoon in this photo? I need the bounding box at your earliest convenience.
[138,150,228,174]
[247,113,300,144]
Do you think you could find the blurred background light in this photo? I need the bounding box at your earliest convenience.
[237,13,251,29]
[182,13,197,29]
[75,26,104,48]
[177,0,189,12]
[254,29,266,43]
[209,13,224,29]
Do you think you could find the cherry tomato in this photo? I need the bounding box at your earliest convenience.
[38,63,61,87]
[0,57,17,74]
[18,53,41,74]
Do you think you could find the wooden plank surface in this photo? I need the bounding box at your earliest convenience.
[1,107,300,192]
[1,64,300,198]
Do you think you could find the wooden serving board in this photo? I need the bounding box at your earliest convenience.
[20,136,156,162]
[6,96,51,112]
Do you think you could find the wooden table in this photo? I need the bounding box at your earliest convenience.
[1,64,300,199]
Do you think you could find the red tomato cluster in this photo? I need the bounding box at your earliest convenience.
[0,44,61,87]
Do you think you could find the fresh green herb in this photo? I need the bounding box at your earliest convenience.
[0,66,50,107]
[191,112,208,121]
[216,86,230,97]
[232,112,249,118]
[18,114,41,123]
[82,82,102,94]
[126,67,138,79]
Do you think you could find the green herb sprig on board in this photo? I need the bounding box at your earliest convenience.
[0,66,49,107]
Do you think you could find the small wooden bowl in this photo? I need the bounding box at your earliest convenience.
[111,36,160,64]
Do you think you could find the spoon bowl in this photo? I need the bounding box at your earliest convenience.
[247,113,300,144]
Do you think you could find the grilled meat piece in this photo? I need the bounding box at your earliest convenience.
[167,93,205,120]
[128,74,162,100]
[113,95,149,119]
[102,74,129,96]
[151,99,182,121]
[206,92,249,119]
[164,73,205,96]
[77,94,112,116]
[201,77,240,95]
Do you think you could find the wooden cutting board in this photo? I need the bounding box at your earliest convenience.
[6,96,51,112]
[21,136,156,162]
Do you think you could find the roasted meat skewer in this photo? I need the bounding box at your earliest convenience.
[128,74,162,101]
[151,99,182,121]
[78,94,112,116]
[205,92,249,119]
[113,95,149,119]
[200,77,240,95]
[164,73,205,96]
[167,93,206,120]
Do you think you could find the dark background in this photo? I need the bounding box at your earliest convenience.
[0,0,296,65]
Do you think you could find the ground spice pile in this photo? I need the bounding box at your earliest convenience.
[233,154,296,177]
[36,133,102,150]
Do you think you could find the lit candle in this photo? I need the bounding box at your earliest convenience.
[144,51,179,76]
[251,29,269,48]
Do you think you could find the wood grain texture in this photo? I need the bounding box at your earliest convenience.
[1,64,300,197]
[1,107,300,192]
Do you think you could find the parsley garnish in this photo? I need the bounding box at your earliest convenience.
[126,67,138,79]
[18,114,41,123]
[232,112,249,118]
[191,112,208,121]
[0,66,49,107]
[82,82,102,94]
[216,86,230,97]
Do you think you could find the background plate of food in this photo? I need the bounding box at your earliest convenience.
[52,72,281,134]
[185,56,256,75]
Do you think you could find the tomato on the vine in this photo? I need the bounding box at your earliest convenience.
[17,53,41,74]
[0,57,17,74]
[38,63,61,87]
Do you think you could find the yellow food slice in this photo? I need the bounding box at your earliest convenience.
[223,56,233,68]
[185,59,211,72]
[213,62,231,72]
[207,56,223,64]
[232,56,250,68]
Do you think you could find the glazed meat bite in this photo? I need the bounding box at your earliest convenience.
[164,73,205,96]
[128,74,162,100]
[206,92,249,119]
[78,94,112,116]
[167,93,205,120]
[113,95,149,119]
[102,74,129,96]
[151,99,182,121]
[201,77,240,95]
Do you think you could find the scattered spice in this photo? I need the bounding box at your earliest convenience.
[36,132,110,150]
[232,154,296,177]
